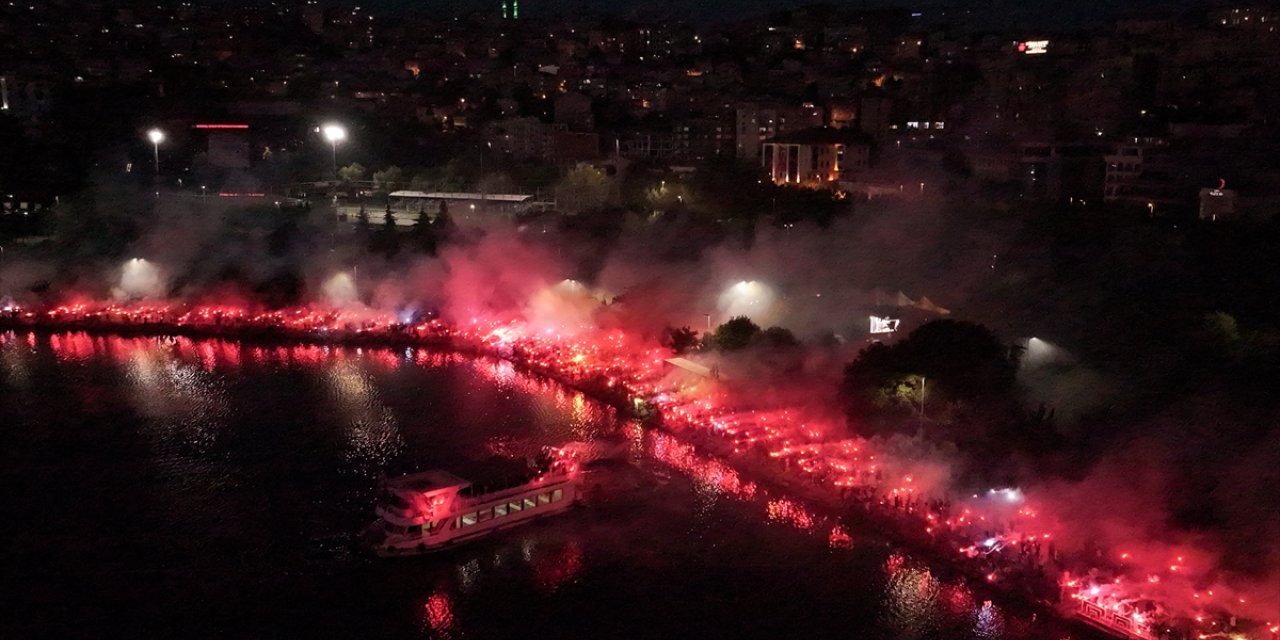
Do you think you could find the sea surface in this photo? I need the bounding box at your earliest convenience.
[0,331,1094,639]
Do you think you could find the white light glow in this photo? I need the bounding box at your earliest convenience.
[717,280,776,322]
[146,129,164,144]
[113,258,164,301]
[321,123,347,143]
[322,272,359,308]
[870,316,900,334]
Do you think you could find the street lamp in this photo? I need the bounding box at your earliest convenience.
[321,123,347,177]
[146,128,164,175]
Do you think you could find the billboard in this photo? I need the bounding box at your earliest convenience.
[870,316,900,334]
[1017,40,1049,55]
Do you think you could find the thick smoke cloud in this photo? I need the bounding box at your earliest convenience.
[3,176,1276,621]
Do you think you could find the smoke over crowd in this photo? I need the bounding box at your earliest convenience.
[1,177,1277,628]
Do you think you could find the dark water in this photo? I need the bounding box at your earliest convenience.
[1,331,1082,639]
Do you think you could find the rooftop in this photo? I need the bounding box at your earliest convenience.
[389,191,534,203]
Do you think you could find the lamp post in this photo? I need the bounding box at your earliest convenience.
[321,123,346,178]
[146,128,164,175]
[919,376,926,419]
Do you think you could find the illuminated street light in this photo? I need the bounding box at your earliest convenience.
[146,128,164,175]
[320,123,347,177]
[718,280,775,321]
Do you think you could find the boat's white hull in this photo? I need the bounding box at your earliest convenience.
[368,479,579,557]
[372,499,576,556]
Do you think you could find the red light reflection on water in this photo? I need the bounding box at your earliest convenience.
[646,431,756,498]
[828,525,854,549]
[421,590,456,634]
[766,498,815,530]
[48,332,96,362]
[11,304,1273,633]
[533,541,584,591]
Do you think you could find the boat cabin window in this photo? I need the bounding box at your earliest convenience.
[552,489,563,502]
[523,497,537,509]
[406,524,422,537]
[477,508,493,522]
[427,520,445,533]
[460,512,478,527]
[508,501,523,513]
[538,492,552,505]
[494,504,508,517]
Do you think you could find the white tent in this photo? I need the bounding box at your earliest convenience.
[914,296,951,315]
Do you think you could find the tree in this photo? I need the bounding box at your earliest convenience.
[338,162,366,184]
[841,320,1018,432]
[410,172,436,191]
[894,319,1018,401]
[660,326,700,354]
[476,172,516,195]
[882,374,928,413]
[555,163,610,215]
[708,316,761,351]
[372,166,405,194]
[433,201,457,243]
[373,204,401,257]
[758,326,799,348]
[354,205,372,244]
[412,207,437,255]
[1195,311,1244,363]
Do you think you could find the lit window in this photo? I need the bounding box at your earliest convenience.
[461,512,478,527]
[494,504,508,517]
[552,489,563,502]
[508,501,523,513]
[538,492,552,505]
[477,509,493,522]
[524,497,537,509]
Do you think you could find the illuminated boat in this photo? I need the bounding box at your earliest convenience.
[364,448,581,556]
[1061,579,1161,640]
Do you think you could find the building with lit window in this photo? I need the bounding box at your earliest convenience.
[761,128,872,188]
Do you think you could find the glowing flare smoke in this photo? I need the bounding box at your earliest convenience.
[112,259,165,301]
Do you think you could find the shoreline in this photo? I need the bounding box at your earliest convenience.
[0,317,1111,639]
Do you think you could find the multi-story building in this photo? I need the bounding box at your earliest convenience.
[1103,144,1147,202]
[762,128,872,188]
[735,102,824,159]
[1019,142,1107,202]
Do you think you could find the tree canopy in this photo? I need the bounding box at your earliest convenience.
[708,316,761,351]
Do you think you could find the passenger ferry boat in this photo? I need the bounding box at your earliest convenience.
[365,447,581,556]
